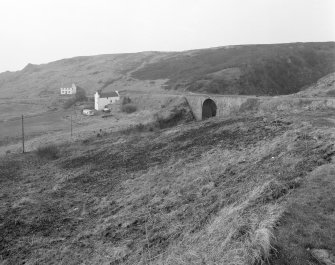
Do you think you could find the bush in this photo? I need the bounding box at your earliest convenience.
[121,96,132,105]
[63,86,87,109]
[121,103,137,113]
[75,86,87,101]
[36,144,60,159]
[154,107,191,129]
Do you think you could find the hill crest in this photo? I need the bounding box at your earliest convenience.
[1,42,335,101]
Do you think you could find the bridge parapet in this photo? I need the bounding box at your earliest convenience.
[185,94,335,121]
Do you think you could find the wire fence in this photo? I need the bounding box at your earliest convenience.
[0,110,79,153]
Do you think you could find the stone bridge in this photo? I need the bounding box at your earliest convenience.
[184,93,335,120]
[185,94,263,120]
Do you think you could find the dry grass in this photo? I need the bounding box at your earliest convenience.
[270,163,335,264]
[1,110,335,264]
[161,192,283,265]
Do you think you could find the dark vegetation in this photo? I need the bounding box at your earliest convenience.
[120,96,137,113]
[63,86,87,109]
[121,100,194,134]
[132,42,335,95]
[36,144,60,159]
[154,102,194,129]
[120,103,137,113]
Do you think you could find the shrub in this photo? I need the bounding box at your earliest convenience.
[36,144,60,159]
[121,103,137,113]
[135,123,145,131]
[121,96,132,105]
[154,107,189,129]
[75,86,87,101]
[63,86,87,109]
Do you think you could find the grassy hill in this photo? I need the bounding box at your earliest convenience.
[0,51,170,121]
[1,105,335,264]
[0,52,166,100]
[1,42,335,103]
[132,42,335,95]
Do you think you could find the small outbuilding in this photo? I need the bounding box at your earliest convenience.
[94,90,120,110]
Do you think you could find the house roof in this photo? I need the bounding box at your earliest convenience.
[99,91,119,98]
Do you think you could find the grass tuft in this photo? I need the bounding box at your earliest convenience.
[36,144,60,159]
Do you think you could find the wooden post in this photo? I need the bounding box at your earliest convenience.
[70,112,73,137]
[21,115,25,153]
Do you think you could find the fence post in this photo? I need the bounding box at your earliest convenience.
[21,114,25,153]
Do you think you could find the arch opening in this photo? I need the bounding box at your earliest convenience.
[202,98,217,120]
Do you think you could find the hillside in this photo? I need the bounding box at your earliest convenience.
[0,52,170,100]
[133,42,335,95]
[1,106,335,264]
[295,72,335,98]
[1,42,335,102]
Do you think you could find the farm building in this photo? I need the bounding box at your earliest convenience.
[60,83,77,95]
[94,91,120,110]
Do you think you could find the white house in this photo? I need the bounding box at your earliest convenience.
[60,83,77,95]
[94,90,120,110]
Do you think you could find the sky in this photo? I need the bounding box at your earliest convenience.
[0,0,334,72]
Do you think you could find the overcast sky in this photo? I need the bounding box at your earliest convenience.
[0,0,334,72]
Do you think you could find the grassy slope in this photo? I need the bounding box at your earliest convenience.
[271,164,335,264]
[295,72,335,98]
[132,42,335,95]
[0,52,171,120]
[1,108,335,264]
[0,52,166,100]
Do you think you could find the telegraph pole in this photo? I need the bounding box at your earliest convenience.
[21,115,25,153]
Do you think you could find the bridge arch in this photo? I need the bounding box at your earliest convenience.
[202,98,217,119]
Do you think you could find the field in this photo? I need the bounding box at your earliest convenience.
[0,98,50,121]
[0,94,184,154]
[1,102,335,264]
[0,110,74,147]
